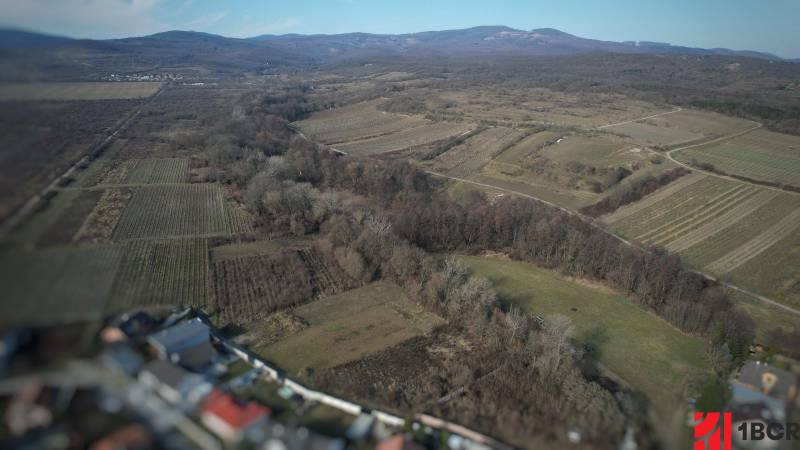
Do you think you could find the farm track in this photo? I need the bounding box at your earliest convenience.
[593,107,683,130]
[0,83,168,239]
[706,207,800,274]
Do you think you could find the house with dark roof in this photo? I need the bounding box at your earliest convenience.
[170,340,218,373]
[731,361,799,422]
[200,389,269,442]
[146,318,211,359]
[138,360,212,406]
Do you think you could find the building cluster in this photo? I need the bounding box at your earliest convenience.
[0,309,508,450]
[100,72,183,82]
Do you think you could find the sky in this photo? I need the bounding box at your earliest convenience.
[1,0,798,58]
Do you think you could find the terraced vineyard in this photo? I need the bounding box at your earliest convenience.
[607,176,742,238]
[123,158,189,184]
[335,122,475,155]
[606,173,800,307]
[113,184,229,239]
[295,100,427,144]
[432,127,528,177]
[107,238,209,310]
[673,129,800,188]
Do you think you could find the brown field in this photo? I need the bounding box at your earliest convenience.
[0,100,139,222]
[210,247,356,324]
[0,82,162,101]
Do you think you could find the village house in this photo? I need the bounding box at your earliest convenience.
[138,360,212,407]
[377,434,426,450]
[146,318,211,359]
[200,389,270,442]
[731,361,799,422]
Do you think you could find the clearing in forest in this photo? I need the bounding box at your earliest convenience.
[255,281,444,374]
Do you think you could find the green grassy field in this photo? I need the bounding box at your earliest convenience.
[673,129,800,188]
[456,255,709,417]
[255,281,444,374]
[607,109,756,147]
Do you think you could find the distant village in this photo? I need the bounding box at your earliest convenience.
[100,72,184,82]
[0,309,512,450]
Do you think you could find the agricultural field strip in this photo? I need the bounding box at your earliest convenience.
[665,122,800,197]
[665,189,780,252]
[601,173,706,224]
[633,183,746,240]
[611,179,734,236]
[674,148,800,185]
[679,194,800,267]
[0,82,163,101]
[706,208,800,274]
[593,106,683,130]
[645,185,760,245]
[108,238,209,310]
[112,184,230,240]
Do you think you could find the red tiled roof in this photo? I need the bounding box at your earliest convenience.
[201,389,269,429]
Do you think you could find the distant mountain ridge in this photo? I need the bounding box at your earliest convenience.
[249,26,786,61]
[0,26,792,81]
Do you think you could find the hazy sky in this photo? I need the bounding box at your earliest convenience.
[1,0,798,58]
